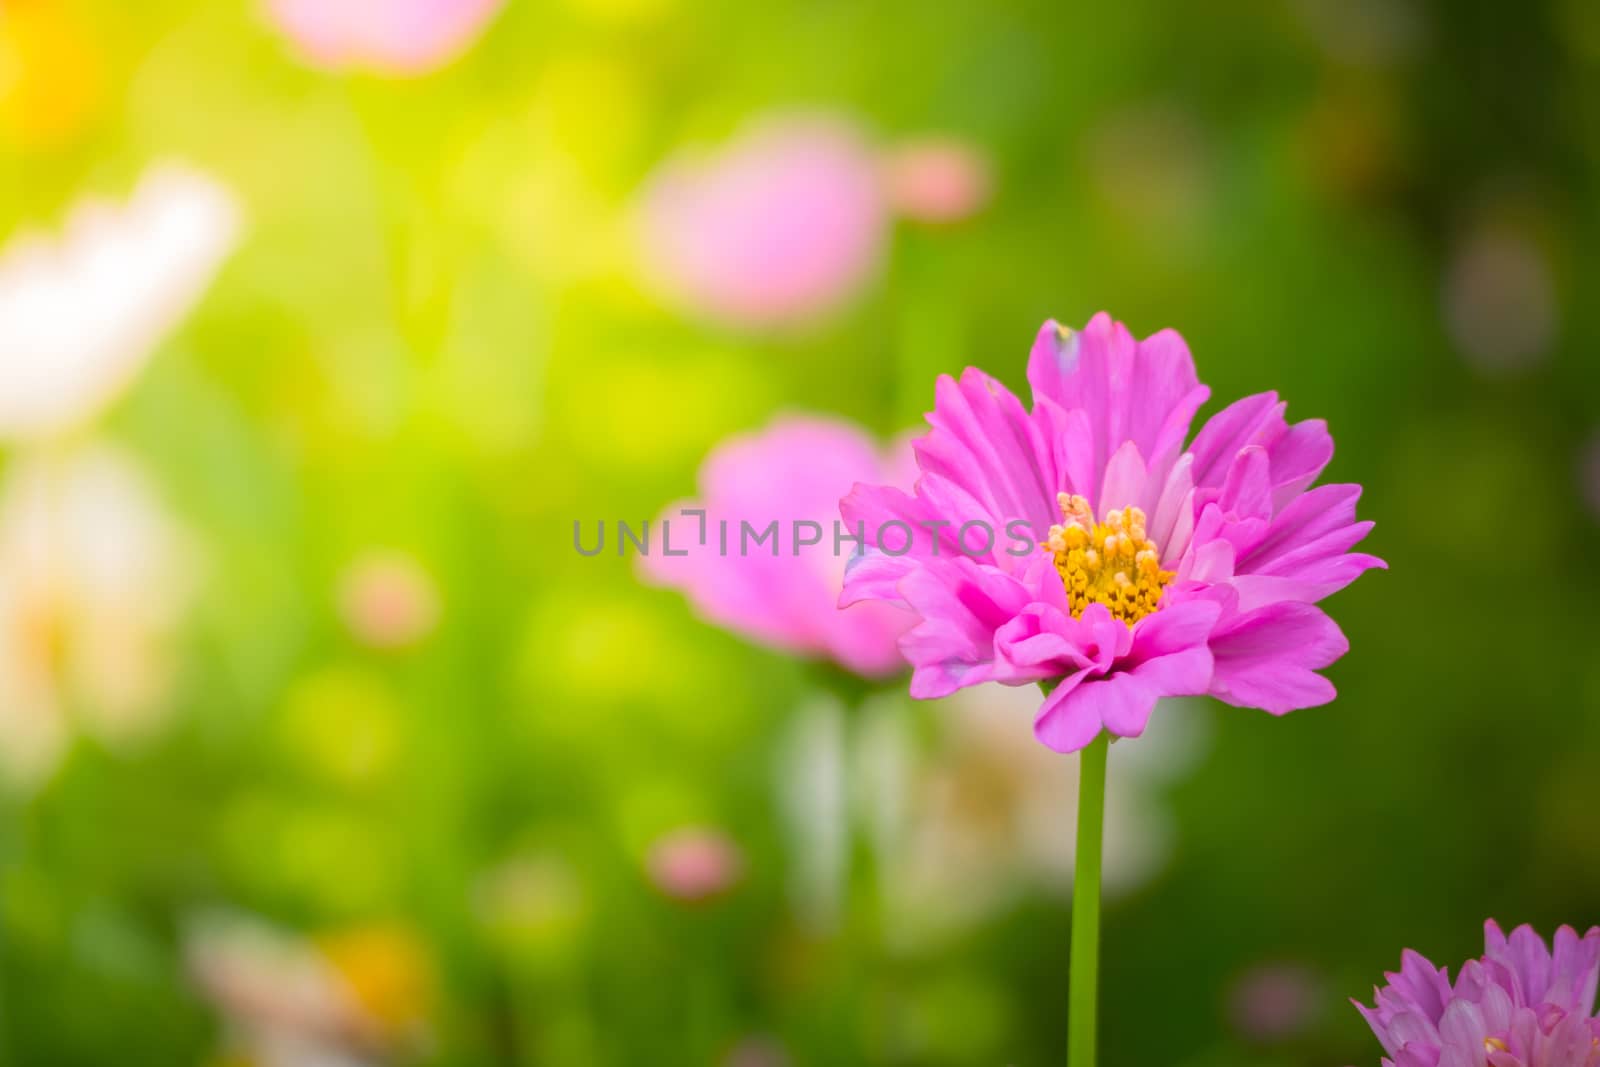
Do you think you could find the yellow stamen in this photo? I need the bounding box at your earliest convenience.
[1486,1037,1509,1052]
[1043,493,1174,626]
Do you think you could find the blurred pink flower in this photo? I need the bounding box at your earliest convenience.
[881,137,993,224]
[338,550,440,649]
[646,827,743,902]
[641,415,915,677]
[186,911,431,1064]
[1443,224,1558,374]
[264,0,504,76]
[1228,962,1324,1043]
[637,116,888,330]
[0,162,239,442]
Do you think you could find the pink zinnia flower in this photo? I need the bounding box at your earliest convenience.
[643,416,915,678]
[838,313,1384,752]
[1355,920,1600,1067]
[636,117,888,330]
[264,0,503,76]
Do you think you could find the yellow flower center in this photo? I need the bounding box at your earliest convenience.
[1043,493,1175,626]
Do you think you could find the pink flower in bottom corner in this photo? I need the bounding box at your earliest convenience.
[264,0,504,76]
[838,313,1385,752]
[1355,920,1600,1067]
[642,416,916,678]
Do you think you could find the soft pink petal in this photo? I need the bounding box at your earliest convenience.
[1189,391,1335,510]
[1098,440,1149,513]
[994,599,1120,681]
[1240,483,1371,570]
[266,0,504,75]
[915,368,1058,538]
[647,415,912,675]
[1130,599,1222,660]
[1115,605,1220,729]
[1147,452,1196,562]
[1207,600,1349,714]
[896,558,1033,697]
[1026,600,1217,749]
[1217,445,1274,523]
[1265,418,1334,509]
[1033,672,1102,752]
[1025,314,1209,500]
[837,479,959,605]
[1032,396,1099,503]
[1215,481,1386,608]
[992,601,1070,668]
[993,607,1083,676]
[1070,670,1162,741]
[1547,925,1600,1014]
[1189,392,1287,489]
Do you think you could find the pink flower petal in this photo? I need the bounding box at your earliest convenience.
[1207,600,1348,714]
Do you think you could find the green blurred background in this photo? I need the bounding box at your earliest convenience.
[3,0,1599,1064]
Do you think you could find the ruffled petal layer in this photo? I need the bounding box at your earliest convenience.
[1027,314,1209,505]
[1206,600,1348,714]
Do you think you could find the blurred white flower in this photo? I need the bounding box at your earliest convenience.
[0,162,239,442]
[0,447,195,789]
[186,912,431,1067]
[775,695,849,932]
[883,683,1209,944]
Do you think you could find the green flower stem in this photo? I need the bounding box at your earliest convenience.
[1069,733,1109,1067]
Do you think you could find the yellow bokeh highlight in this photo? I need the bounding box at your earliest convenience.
[317,924,432,1036]
[0,1,102,147]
